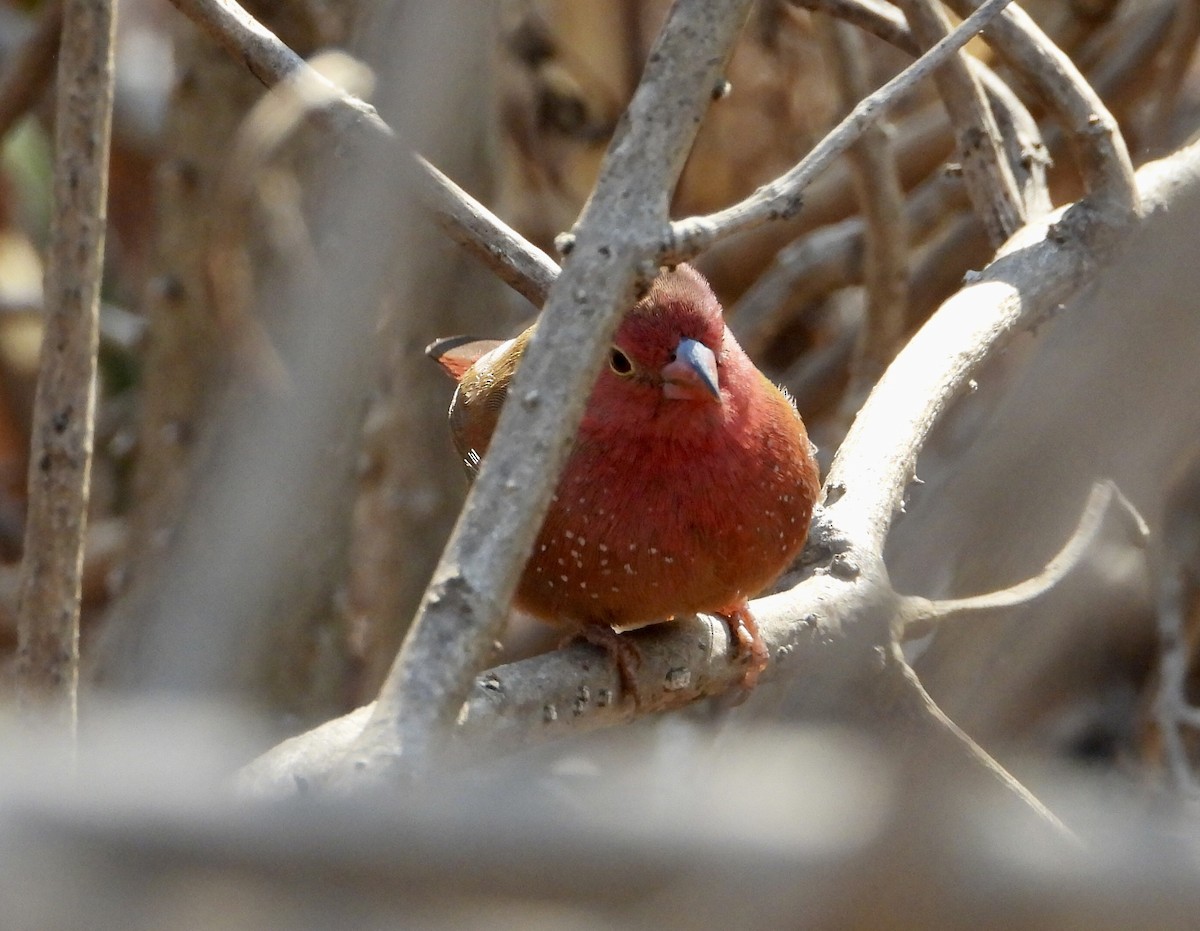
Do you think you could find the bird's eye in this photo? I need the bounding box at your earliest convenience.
[609,347,633,375]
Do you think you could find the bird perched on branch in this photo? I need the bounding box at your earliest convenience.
[428,264,819,698]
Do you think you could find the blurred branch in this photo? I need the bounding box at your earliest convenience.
[818,18,908,398]
[1085,0,1177,110]
[206,51,376,390]
[0,0,61,141]
[1152,450,1200,793]
[664,0,1018,262]
[1146,0,1200,147]
[899,481,1149,640]
[16,0,115,731]
[165,0,559,309]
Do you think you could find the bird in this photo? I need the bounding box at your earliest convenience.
[428,263,820,699]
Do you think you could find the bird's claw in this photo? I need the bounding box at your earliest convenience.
[570,623,645,708]
[719,603,769,693]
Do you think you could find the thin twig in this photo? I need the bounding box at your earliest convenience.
[0,0,62,142]
[731,170,966,359]
[818,18,908,398]
[348,0,757,778]
[788,0,1050,216]
[899,481,1149,640]
[894,0,1024,245]
[165,0,559,309]
[15,0,116,731]
[417,158,559,308]
[664,0,1018,262]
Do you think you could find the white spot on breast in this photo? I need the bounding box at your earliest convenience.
[624,564,634,575]
[559,574,568,582]
[564,531,575,540]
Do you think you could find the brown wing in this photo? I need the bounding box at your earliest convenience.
[442,328,533,476]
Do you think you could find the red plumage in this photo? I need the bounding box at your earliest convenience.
[430,264,820,693]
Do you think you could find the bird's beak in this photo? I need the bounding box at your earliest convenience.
[662,338,721,402]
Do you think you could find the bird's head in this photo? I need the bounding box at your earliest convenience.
[591,265,730,424]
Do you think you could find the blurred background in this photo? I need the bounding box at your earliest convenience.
[0,0,1198,926]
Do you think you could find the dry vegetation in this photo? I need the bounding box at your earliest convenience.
[1,0,1200,926]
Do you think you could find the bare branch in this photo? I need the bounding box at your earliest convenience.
[940,0,1137,220]
[416,157,559,308]
[665,0,1018,262]
[789,0,1050,216]
[818,18,908,397]
[899,481,1149,640]
[0,0,62,143]
[16,0,116,730]
[894,0,1024,245]
[166,0,348,94]
[349,0,757,778]
[165,0,558,308]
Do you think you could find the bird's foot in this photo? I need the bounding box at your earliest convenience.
[568,622,644,707]
[717,602,769,692]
